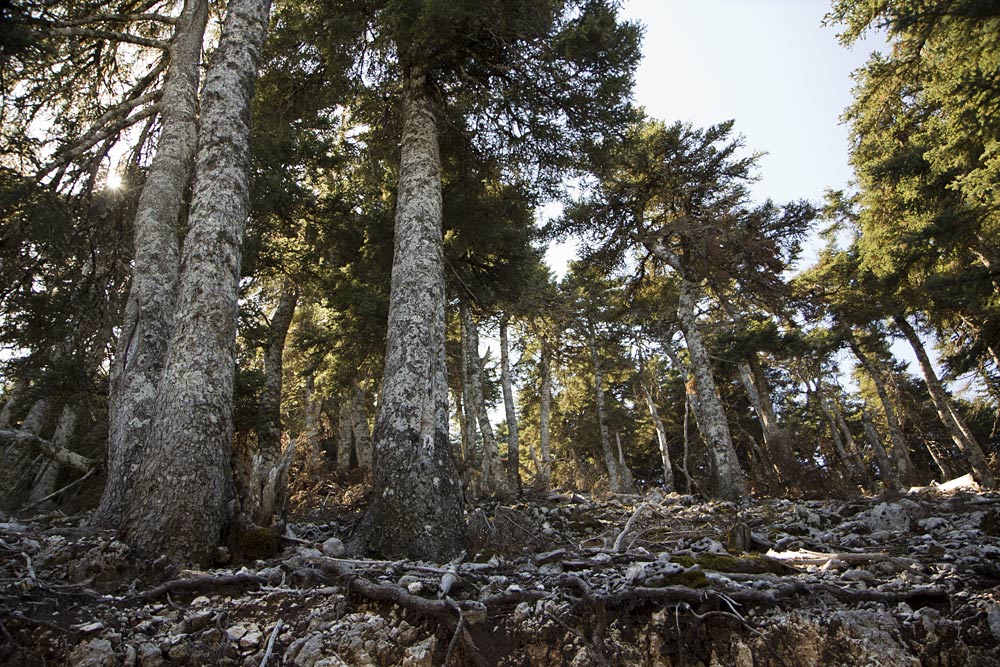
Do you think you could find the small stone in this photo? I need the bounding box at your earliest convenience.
[864,503,910,532]
[226,624,248,641]
[841,569,875,582]
[987,604,1000,641]
[407,580,424,594]
[74,621,105,634]
[240,626,263,650]
[322,537,345,557]
[68,639,115,667]
[298,547,323,559]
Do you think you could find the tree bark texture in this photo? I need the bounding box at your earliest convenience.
[120,0,272,563]
[499,317,521,494]
[847,333,913,485]
[459,304,478,471]
[337,402,353,474]
[256,279,298,470]
[675,278,747,500]
[587,322,621,494]
[362,72,466,561]
[538,339,553,489]
[893,315,995,488]
[96,0,209,527]
[1,398,53,507]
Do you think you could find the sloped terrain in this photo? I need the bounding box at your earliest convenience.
[2,485,999,666]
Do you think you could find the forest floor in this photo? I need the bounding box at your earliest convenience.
[2,479,1000,666]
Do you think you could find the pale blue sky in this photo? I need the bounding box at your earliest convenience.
[620,0,885,206]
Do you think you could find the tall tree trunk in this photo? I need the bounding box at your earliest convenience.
[813,384,862,485]
[95,0,209,527]
[0,380,25,428]
[256,279,298,469]
[538,337,553,489]
[120,0,272,563]
[499,316,521,494]
[614,431,637,493]
[587,322,621,493]
[847,332,913,484]
[894,314,995,487]
[675,278,747,499]
[362,71,465,560]
[1,397,53,507]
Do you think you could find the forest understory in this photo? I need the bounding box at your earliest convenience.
[3,471,999,667]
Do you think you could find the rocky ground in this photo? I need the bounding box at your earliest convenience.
[2,483,1000,666]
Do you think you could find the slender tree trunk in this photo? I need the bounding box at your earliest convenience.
[256,279,298,469]
[814,384,861,485]
[861,408,896,486]
[0,380,25,428]
[362,71,466,560]
[847,332,913,484]
[96,0,209,527]
[459,304,478,474]
[120,0,272,563]
[538,338,553,489]
[303,373,319,438]
[675,278,747,499]
[461,307,506,497]
[499,317,521,494]
[26,404,79,507]
[894,314,995,487]
[1,398,53,507]
[337,401,353,473]
[615,431,636,492]
[680,395,694,494]
[830,396,872,487]
[638,356,674,492]
[351,383,373,469]
[587,323,621,493]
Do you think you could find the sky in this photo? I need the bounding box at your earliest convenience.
[545,0,886,273]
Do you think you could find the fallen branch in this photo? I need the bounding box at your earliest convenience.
[132,571,273,602]
[0,428,93,473]
[614,502,650,552]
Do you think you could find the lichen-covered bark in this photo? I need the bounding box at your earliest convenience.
[256,279,298,471]
[675,278,747,500]
[499,317,521,494]
[847,334,913,485]
[538,339,553,489]
[362,72,466,561]
[120,0,272,562]
[587,323,621,494]
[96,0,208,527]
[894,315,995,488]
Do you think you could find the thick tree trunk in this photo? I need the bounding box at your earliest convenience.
[120,0,272,563]
[256,279,298,470]
[499,317,521,494]
[362,71,466,560]
[587,323,621,494]
[96,0,208,527]
[675,278,747,500]
[847,333,913,485]
[894,314,995,488]
[538,338,553,489]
